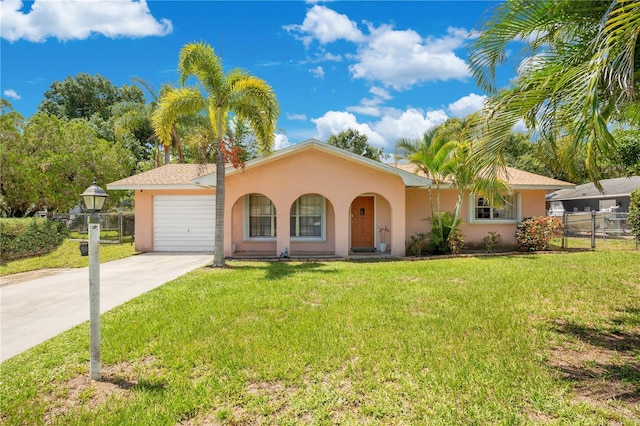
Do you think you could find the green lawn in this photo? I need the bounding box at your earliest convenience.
[0,239,137,276]
[1,251,639,424]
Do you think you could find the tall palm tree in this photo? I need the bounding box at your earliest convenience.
[152,42,279,267]
[395,127,457,244]
[467,0,640,184]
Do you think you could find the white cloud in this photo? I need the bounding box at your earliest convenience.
[274,134,290,150]
[3,89,21,100]
[447,93,487,117]
[283,4,364,48]
[350,25,470,90]
[309,66,325,79]
[1,0,172,42]
[372,108,448,148]
[312,111,383,145]
[345,86,395,117]
[286,113,308,121]
[311,108,448,151]
[346,104,384,117]
[369,86,392,101]
[286,5,470,90]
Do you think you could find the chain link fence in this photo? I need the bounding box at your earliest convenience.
[53,212,134,243]
[560,211,636,249]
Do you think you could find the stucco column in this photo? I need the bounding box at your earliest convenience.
[391,204,405,257]
[275,200,291,257]
[224,197,233,257]
[334,201,350,257]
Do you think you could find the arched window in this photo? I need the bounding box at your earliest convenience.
[290,194,325,240]
[244,194,276,239]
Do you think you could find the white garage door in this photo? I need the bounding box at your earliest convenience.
[154,195,215,251]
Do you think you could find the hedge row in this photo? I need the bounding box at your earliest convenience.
[0,218,69,263]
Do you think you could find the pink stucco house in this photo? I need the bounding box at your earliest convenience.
[107,139,573,257]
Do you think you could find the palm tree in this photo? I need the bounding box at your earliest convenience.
[128,78,185,165]
[467,0,640,184]
[395,127,457,245]
[152,42,279,267]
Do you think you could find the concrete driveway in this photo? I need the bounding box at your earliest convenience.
[0,252,212,362]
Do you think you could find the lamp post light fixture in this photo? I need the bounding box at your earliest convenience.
[81,178,108,381]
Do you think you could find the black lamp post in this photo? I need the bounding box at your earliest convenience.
[81,178,108,380]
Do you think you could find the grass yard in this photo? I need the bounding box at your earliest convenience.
[0,239,137,276]
[1,251,638,424]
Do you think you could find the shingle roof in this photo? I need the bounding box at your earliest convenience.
[392,163,574,189]
[107,144,574,191]
[549,176,640,200]
[107,164,217,190]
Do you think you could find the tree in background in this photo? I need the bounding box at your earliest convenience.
[152,42,279,267]
[0,102,133,217]
[38,73,144,121]
[628,188,640,243]
[606,128,640,177]
[327,128,384,162]
[503,133,547,177]
[468,0,640,184]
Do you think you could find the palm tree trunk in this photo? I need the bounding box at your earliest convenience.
[212,106,226,268]
[164,144,170,165]
[450,190,464,241]
[171,127,184,163]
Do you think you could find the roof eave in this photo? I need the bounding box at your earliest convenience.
[511,184,576,190]
[552,192,631,201]
[106,184,209,191]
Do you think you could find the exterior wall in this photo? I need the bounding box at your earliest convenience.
[133,188,216,252]
[225,147,406,257]
[404,188,549,250]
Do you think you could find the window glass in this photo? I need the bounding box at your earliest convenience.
[249,194,276,237]
[475,195,514,220]
[291,194,323,237]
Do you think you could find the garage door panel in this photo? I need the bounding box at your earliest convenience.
[154,195,215,251]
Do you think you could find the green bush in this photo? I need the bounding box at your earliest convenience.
[0,218,69,263]
[629,188,640,240]
[515,216,563,251]
[428,211,464,254]
[406,232,430,256]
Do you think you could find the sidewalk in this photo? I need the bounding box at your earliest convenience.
[0,252,212,362]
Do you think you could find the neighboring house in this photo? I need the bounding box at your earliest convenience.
[107,139,574,256]
[548,176,640,213]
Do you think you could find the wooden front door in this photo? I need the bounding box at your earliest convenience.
[351,196,375,249]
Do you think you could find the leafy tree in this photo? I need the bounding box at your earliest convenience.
[38,73,144,121]
[0,111,134,216]
[152,42,279,267]
[607,128,640,177]
[327,128,384,161]
[628,188,640,242]
[0,100,24,215]
[468,0,640,183]
[504,132,547,177]
[112,101,158,169]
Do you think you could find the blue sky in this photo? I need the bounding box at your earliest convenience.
[1,0,515,152]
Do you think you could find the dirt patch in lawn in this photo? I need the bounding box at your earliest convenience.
[0,268,72,286]
[549,319,640,419]
[42,356,160,423]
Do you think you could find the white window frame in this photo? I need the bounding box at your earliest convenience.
[290,194,326,241]
[468,192,521,224]
[243,194,277,241]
